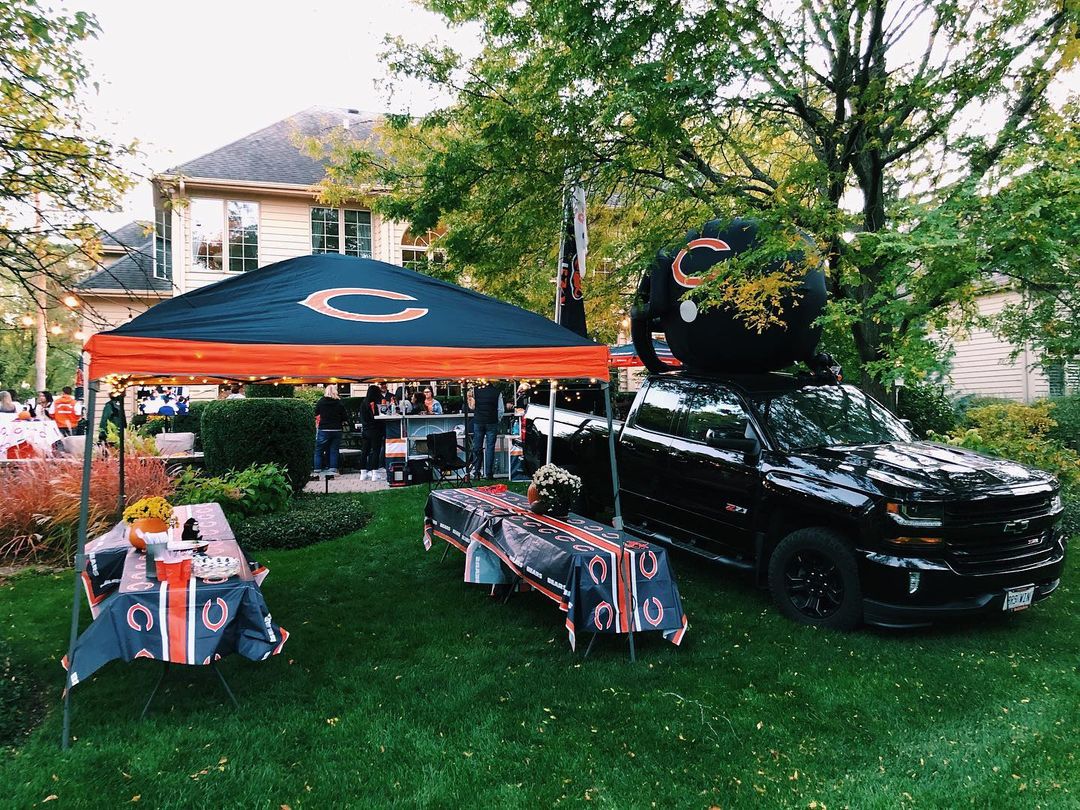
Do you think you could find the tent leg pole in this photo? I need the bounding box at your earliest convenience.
[117,401,126,513]
[463,380,471,485]
[602,382,624,531]
[62,379,98,750]
[545,379,557,465]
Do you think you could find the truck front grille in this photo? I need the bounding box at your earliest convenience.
[943,492,1051,526]
[945,531,1060,575]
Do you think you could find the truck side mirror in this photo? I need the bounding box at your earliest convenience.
[705,428,761,464]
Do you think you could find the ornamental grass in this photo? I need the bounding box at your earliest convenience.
[0,457,173,564]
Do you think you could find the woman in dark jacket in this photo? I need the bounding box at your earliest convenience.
[313,385,349,476]
[360,384,386,481]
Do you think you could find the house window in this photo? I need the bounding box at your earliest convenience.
[191,198,260,272]
[311,207,371,257]
[401,228,446,271]
[154,207,172,280]
[228,201,259,272]
[191,199,223,271]
[1047,360,1080,397]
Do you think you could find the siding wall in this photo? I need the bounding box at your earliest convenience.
[946,291,1048,403]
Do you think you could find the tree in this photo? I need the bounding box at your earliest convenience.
[973,102,1080,367]
[0,0,136,387]
[324,0,1076,393]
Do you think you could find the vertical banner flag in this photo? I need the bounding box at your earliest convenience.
[557,185,588,337]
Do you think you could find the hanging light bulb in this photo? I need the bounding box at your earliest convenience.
[73,331,85,341]
[49,324,62,335]
[63,295,80,308]
[20,315,33,327]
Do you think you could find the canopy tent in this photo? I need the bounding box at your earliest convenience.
[64,253,622,748]
[609,338,680,368]
[86,253,608,383]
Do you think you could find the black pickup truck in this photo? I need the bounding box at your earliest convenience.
[524,372,1068,629]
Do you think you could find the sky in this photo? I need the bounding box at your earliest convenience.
[76,0,479,228]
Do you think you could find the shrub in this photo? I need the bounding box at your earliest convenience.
[0,457,173,563]
[201,398,315,493]
[1048,395,1080,453]
[293,387,323,408]
[895,382,957,437]
[136,416,170,437]
[172,463,292,519]
[245,383,295,398]
[933,401,1080,534]
[953,394,1014,425]
[233,494,371,550]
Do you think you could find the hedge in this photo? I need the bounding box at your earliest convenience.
[233,493,371,550]
[245,383,296,398]
[1049,395,1080,453]
[201,398,315,493]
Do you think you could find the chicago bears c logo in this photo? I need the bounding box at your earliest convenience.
[638,550,659,580]
[642,597,665,626]
[671,238,731,288]
[299,288,429,322]
[593,601,614,630]
[588,555,608,585]
[127,604,153,631]
[202,598,229,632]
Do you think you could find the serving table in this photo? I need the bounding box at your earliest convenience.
[64,503,287,707]
[424,487,688,658]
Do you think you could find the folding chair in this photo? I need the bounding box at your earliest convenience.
[428,430,467,490]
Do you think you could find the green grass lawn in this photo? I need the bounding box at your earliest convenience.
[1,488,1077,808]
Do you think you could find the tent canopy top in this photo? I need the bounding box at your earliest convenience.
[84,254,609,384]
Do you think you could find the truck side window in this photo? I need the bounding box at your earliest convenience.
[633,378,683,435]
[679,385,750,443]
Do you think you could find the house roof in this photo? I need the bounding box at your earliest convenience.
[99,220,152,250]
[167,106,382,186]
[77,237,172,294]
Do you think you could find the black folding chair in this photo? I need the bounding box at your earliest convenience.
[428,430,467,490]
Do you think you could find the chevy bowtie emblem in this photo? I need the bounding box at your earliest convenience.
[1004,519,1030,535]
[299,288,429,323]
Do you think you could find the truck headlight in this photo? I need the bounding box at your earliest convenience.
[885,501,944,527]
[1050,493,1063,513]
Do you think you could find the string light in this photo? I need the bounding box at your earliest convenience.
[63,295,80,308]
[20,315,33,327]
[49,324,62,335]
[73,331,85,341]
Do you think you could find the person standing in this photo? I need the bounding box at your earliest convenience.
[36,391,53,420]
[423,386,443,415]
[226,384,246,400]
[471,381,504,479]
[51,386,80,437]
[360,384,387,481]
[313,384,348,476]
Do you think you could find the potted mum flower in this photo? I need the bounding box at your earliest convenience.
[528,464,581,517]
[122,496,175,551]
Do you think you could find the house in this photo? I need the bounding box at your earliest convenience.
[78,106,447,402]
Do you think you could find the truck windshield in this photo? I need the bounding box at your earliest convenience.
[753,384,913,451]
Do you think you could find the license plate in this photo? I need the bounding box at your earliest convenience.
[1004,585,1035,612]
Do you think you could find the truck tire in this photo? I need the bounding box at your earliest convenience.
[767,528,862,630]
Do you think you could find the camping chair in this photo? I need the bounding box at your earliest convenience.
[428,430,467,490]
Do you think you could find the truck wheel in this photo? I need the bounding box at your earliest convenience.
[767,528,861,630]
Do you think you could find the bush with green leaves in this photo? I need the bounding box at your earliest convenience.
[895,382,957,437]
[172,463,292,519]
[233,493,371,550]
[201,398,315,492]
[293,387,323,408]
[932,401,1079,534]
[245,383,295,398]
[1048,395,1080,453]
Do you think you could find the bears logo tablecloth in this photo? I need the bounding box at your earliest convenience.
[64,503,286,689]
[425,487,687,649]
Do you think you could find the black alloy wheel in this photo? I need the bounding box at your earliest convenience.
[767,527,862,630]
[783,549,844,619]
